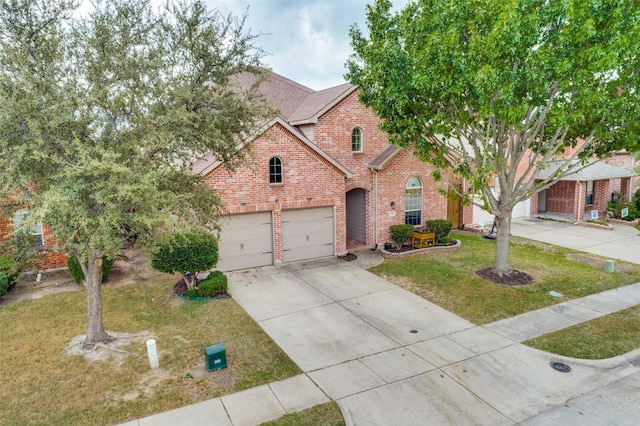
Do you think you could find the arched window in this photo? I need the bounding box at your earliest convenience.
[405,177,422,226]
[351,127,363,152]
[269,157,283,184]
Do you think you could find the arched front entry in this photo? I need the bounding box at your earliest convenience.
[346,188,367,244]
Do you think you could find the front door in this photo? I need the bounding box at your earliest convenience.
[538,189,547,212]
[447,190,462,229]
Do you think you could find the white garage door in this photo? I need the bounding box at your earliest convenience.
[472,194,531,225]
[282,207,335,263]
[217,212,273,271]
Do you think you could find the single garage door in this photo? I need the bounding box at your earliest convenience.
[217,212,273,271]
[282,207,335,263]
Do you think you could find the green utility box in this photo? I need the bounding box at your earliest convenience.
[204,343,227,372]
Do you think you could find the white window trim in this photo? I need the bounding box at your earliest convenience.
[351,127,363,153]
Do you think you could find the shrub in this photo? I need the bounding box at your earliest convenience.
[608,197,638,221]
[151,232,219,290]
[0,256,20,298]
[67,255,114,285]
[0,275,8,299]
[196,271,228,297]
[425,219,453,243]
[389,224,414,247]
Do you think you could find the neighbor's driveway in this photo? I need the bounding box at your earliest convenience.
[510,217,640,265]
[227,258,639,425]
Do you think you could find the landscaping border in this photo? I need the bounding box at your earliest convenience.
[379,239,461,257]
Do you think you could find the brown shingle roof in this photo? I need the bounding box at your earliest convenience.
[232,69,356,123]
[368,145,401,170]
[232,69,314,120]
[289,83,356,124]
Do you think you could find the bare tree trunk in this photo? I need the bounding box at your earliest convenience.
[493,213,512,274]
[84,250,110,348]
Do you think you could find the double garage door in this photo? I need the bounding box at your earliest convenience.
[217,207,335,271]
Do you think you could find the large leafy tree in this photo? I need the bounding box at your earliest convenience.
[347,0,640,275]
[0,0,272,346]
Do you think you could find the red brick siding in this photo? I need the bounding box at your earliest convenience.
[545,181,575,214]
[312,90,451,246]
[0,214,67,270]
[605,153,638,201]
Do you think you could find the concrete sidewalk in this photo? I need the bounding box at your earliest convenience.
[123,250,640,425]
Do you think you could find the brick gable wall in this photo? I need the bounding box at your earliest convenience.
[312,90,454,246]
[204,122,347,261]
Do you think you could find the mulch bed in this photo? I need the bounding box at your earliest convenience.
[475,268,533,286]
[173,278,202,296]
[340,253,358,261]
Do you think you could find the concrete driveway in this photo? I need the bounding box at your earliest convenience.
[227,257,640,425]
[510,217,640,265]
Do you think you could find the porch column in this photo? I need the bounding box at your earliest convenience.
[620,177,631,202]
[573,181,586,222]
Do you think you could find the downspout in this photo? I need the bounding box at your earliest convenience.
[574,180,582,225]
[371,168,379,249]
[462,177,467,228]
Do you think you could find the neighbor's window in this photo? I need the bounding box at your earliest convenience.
[351,127,363,152]
[13,208,44,246]
[269,157,283,184]
[405,176,423,226]
[586,180,594,205]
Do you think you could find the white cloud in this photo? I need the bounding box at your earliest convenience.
[206,0,409,90]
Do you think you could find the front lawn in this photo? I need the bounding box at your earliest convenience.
[369,232,640,325]
[524,305,640,359]
[0,272,300,426]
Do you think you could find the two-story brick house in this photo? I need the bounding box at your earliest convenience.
[193,70,462,271]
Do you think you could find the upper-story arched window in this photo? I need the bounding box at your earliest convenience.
[351,127,363,152]
[269,157,283,184]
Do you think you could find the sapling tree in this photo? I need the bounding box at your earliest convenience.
[150,232,218,290]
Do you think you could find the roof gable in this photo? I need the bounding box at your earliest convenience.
[192,116,353,179]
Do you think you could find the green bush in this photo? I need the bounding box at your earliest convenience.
[67,255,114,285]
[196,271,228,297]
[425,219,453,243]
[0,256,20,298]
[389,224,414,247]
[0,275,8,299]
[608,195,638,221]
[151,232,219,289]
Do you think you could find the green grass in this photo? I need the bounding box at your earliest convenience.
[260,402,345,426]
[0,272,300,426]
[524,305,640,359]
[369,232,640,324]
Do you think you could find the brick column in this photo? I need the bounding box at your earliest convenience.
[573,181,586,222]
[620,177,631,203]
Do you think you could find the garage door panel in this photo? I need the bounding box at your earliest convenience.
[282,218,334,234]
[282,207,335,263]
[220,225,271,243]
[217,212,273,271]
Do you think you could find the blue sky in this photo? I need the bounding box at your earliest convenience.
[206,0,409,90]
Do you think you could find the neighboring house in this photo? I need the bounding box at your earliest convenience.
[194,70,463,271]
[0,207,67,270]
[531,154,637,222]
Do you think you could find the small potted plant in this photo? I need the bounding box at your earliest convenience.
[383,241,392,250]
